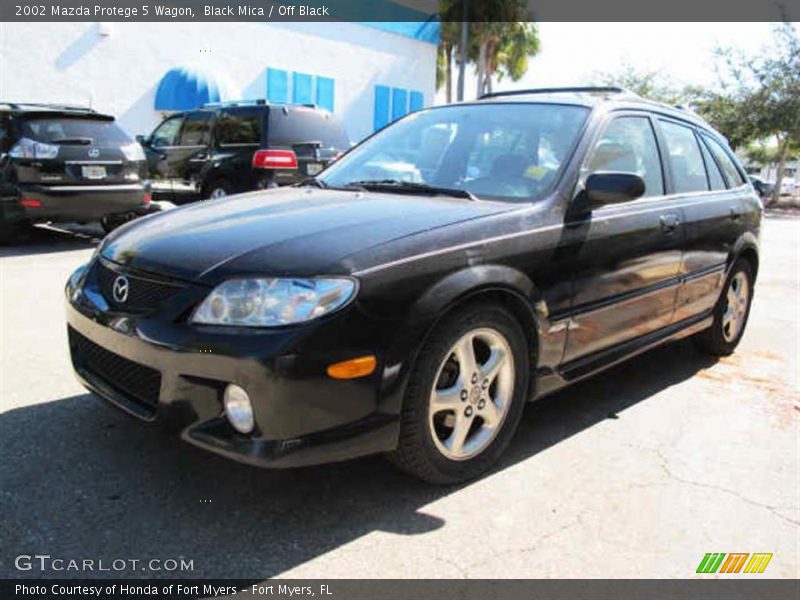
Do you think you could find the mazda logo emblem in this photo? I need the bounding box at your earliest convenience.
[88,148,100,158]
[112,275,129,303]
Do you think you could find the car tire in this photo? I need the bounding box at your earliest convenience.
[693,259,754,356]
[100,216,126,234]
[388,302,530,484]
[0,219,29,245]
[204,180,232,200]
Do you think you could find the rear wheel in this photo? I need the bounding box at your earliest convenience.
[204,180,232,200]
[693,259,754,356]
[389,303,530,484]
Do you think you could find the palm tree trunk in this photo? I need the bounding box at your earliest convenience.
[770,136,791,207]
[445,45,452,104]
[476,39,488,97]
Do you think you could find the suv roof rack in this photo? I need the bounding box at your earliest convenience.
[1,102,96,112]
[479,86,631,100]
[203,99,270,108]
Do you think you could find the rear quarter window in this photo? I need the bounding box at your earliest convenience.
[703,134,746,187]
[267,107,349,150]
[20,117,131,145]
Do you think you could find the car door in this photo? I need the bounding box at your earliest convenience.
[561,112,684,369]
[144,114,185,202]
[172,111,213,202]
[671,125,753,322]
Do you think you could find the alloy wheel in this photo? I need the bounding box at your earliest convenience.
[722,271,749,342]
[428,327,515,461]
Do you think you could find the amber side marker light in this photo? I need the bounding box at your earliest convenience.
[327,356,377,379]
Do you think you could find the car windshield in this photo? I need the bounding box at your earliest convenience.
[20,117,131,145]
[320,103,589,202]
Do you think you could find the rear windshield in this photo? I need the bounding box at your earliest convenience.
[268,107,350,150]
[20,117,131,145]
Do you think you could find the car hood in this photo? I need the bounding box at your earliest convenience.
[101,187,512,284]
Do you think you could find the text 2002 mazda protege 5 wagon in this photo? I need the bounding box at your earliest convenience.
[66,88,761,483]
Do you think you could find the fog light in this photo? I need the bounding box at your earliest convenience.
[224,384,254,434]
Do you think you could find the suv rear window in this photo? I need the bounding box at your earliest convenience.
[20,117,131,145]
[216,109,261,145]
[268,107,349,149]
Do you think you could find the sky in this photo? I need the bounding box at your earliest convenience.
[438,22,792,102]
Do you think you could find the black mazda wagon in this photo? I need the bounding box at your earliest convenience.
[65,87,761,483]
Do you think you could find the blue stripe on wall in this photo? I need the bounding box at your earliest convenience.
[293,72,313,105]
[409,91,424,112]
[316,76,335,112]
[391,88,408,121]
[267,68,288,103]
[374,85,391,131]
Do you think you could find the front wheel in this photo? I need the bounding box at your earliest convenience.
[693,259,754,356]
[389,303,530,484]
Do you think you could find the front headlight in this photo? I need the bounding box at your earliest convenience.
[191,278,357,327]
[67,263,89,302]
[120,142,146,162]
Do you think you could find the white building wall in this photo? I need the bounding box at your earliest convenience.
[0,21,436,143]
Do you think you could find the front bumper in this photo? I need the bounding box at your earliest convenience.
[14,183,147,223]
[64,264,404,468]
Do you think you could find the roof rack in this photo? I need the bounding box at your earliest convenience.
[1,102,95,112]
[479,86,631,100]
[203,99,270,108]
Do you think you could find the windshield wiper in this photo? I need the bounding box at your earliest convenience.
[345,179,477,200]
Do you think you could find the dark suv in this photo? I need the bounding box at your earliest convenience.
[0,103,150,242]
[139,101,350,203]
[66,87,761,483]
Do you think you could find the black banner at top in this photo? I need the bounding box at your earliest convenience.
[2,0,799,22]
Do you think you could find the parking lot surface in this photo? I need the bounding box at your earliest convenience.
[1,216,798,579]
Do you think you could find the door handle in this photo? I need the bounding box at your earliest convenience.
[660,214,680,232]
[189,153,209,162]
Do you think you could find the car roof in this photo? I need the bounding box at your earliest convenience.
[0,102,113,120]
[471,87,719,139]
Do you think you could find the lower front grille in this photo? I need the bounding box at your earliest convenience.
[69,327,161,413]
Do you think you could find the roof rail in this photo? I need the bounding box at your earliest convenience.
[479,86,630,100]
[2,102,95,112]
[202,99,269,108]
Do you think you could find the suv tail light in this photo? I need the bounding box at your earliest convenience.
[252,149,298,170]
[9,137,59,160]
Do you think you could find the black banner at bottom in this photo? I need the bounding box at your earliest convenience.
[3,579,799,600]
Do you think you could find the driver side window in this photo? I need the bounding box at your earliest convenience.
[584,116,664,197]
[151,116,184,148]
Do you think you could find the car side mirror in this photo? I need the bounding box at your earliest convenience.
[580,172,646,210]
[135,134,149,146]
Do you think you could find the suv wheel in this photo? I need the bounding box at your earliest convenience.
[693,259,754,356]
[205,180,231,200]
[389,303,530,484]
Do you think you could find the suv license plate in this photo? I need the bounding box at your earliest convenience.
[307,163,323,176]
[82,166,107,180]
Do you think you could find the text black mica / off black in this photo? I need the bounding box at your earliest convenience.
[66,87,761,483]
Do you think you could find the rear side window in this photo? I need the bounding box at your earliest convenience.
[20,117,131,145]
[585,116,664,197]
[699,139,726,191]
[268,108,349,150]
[703,135,746,187]
[660,121,709,193]
[178,112,212,146]
[216,109,261,145]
